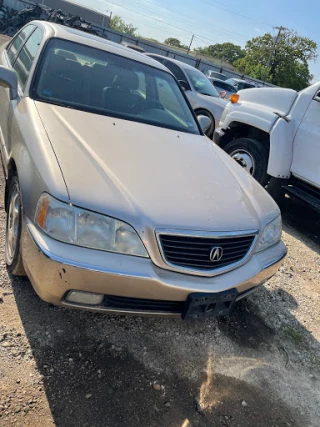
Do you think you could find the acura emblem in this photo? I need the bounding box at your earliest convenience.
[210,247,223,262]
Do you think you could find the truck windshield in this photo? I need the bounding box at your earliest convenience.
[32,38,200,135]
[185,69,220,97]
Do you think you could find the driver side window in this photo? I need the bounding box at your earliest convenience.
[7,25,35,65]
[13,27,43,90]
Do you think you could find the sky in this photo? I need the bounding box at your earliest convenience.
[69,0,320,82]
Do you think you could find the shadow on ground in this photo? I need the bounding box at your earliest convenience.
[9,272,315,427]
[281,196,320,253]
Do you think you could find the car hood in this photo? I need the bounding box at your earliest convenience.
[35,102,278,235]
[237,87,298,116]
[198,93,228,107]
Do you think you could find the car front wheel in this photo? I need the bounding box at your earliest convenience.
[224,137,269,186]
[5,175,26,276]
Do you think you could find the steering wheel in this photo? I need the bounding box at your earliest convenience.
[130,99,165,114]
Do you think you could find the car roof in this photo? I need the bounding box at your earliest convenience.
[208,70,226,76]
[146,53,200,72]
[30,21,168,72]
[209,77,228,83]
[228,78,255,85]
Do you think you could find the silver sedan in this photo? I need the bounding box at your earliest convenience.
[0,21,286,318]
[146,54,228,139]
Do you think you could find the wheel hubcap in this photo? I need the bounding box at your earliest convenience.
[230,150,255,175]
[6,186,21,264]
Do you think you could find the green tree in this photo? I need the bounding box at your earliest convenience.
[164,38,188,49]
[195,42,245,64]
[234,30,317,90]
[110,15,138,36]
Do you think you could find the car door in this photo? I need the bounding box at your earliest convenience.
[0,25,36,165]
[0,26,42,168]
[291,90,320,187]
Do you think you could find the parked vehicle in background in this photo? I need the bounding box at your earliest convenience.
[225,78,256,90]
[0,21,286,318]
[146,54,227,138]
[120,41,145,53]
[214,84,320,212]
[208,77,237,99]
[206,70,227,81]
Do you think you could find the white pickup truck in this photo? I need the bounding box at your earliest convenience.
[213,83,320,211]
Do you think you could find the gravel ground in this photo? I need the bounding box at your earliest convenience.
[0,33,319,426]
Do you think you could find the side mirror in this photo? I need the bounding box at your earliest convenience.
[198,115,211,134]
[219,91,227,98]
[178,80,190,91]
[0,66,18,100]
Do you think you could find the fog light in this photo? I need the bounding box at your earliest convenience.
[66,291,104,305]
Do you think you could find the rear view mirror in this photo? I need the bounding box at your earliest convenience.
[198,115,211,134]
[0,66,18,100]
[178,80,190,91]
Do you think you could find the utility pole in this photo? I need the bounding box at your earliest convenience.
[108,11,112,28]
[262,26,287,82]
[187,34,194,55]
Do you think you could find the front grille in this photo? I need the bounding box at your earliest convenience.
[103,295,184,314]
[158,233,256,272]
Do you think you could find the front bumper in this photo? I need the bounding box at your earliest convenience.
[21,218,287,317]
[213,127,225,146]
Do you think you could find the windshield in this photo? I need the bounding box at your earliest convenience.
[242,82,255,89]
[185,69,220,97]
[32,39,200,135]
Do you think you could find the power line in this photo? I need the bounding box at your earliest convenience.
[127,0,249,40]
[123,16,195,40]
[123,0,269,36]
[106,1,198,37]
[106,0,250,48]
[104,0,253,44]
[204,0,274,28]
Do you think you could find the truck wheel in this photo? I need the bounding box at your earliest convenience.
[5,175,26,276]
[195,109,215,139]
[224,138,269,186]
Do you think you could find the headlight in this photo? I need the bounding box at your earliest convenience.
[35,193,148,257]
[256,215,282,252]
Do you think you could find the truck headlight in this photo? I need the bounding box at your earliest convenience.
[256,215,282,252]
[35,193,148,257]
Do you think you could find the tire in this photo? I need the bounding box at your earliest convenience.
[5,175,26,276]
[195,109,215,139]
[224,137,269,186]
